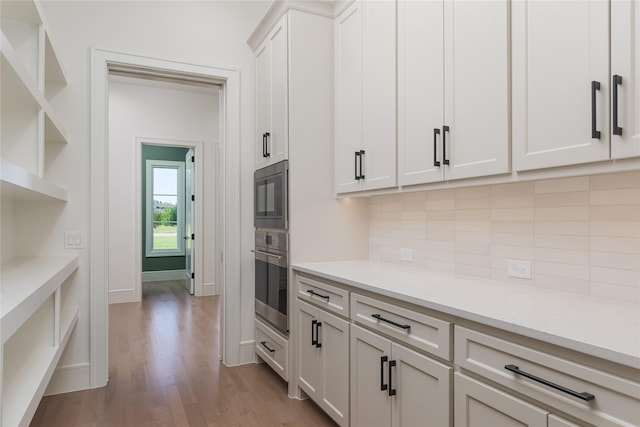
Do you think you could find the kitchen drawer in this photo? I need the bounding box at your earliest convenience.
[455,326,640,427]
[255,317,289,381]
[296,274,349,318]
[351,293,451,361]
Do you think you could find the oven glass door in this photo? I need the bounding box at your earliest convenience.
[254,249,288,333]
[255,173,285,227]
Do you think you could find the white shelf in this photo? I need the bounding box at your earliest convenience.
[1,158,69,201]
[1,31,70,145]
[1,254,79,343]
[2,307,78,427]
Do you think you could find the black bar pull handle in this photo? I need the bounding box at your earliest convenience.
[388,360,397,396]
[262,133,267,158]
[504,365,595,401]
[311,319,318,346]
[359,150,365,179]
[613,75,623,136]
[307,289,330,300]
[442,125,450,165]
[372,313,411,331]
[265,132,271,157]
[433,128,441,167]
[260,341,276,353]
[592,81,601,139]
[355,151,361,181]
[315,321,322,348]
[380,356,388,391]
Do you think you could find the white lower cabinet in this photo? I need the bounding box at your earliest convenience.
[297,300,349,426]
[350,324,452,427]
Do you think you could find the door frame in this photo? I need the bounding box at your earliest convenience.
[91,48,242,388]
[135,137,204,300]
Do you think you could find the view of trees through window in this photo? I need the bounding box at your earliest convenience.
[152,167,179,250]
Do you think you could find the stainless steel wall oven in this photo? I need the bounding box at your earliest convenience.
[254,160,288,230]
[253,230,288,335]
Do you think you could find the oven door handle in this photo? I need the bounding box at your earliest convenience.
[251,249,284,260]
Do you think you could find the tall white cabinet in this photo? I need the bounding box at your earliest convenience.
[1,1,78,426]
[335,0,396,194]
[255,15,288,170]
[398,0,510,186]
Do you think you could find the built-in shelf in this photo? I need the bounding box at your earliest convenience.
[1,31,70,145]
[1,307,78,427]
[44,29,68,87]
[1,158,69,201]
[1,254,79,343]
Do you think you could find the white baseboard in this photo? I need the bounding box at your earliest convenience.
[202,282,217,296]
[109,288,135,304]
[45,363,91,396]
[142,269,186,282]
[239,339,257,364]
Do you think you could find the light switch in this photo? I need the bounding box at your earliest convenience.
[64,231,85,249]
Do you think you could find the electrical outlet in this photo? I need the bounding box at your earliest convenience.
[507,259,532,279]
[64,231,85,249]
[400,248,413,262]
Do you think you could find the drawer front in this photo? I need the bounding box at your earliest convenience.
[351,293,451,361]
[296,274,349,318]
[255,318,289,381]
[455,326,640,427]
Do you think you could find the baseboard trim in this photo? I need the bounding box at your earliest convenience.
[45,363,91,396]
[109,288,135,304]
[142,269,186,282]
[202,282,217,296]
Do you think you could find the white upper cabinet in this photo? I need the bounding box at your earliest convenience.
[335,0,396,194]
[611,0,640,159]
[255,15,288,170]
[512,1,610,171]
[398,0,509,186]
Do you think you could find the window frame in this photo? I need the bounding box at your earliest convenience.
[145,159,186,257]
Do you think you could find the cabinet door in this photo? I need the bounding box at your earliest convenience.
[319,310,350,426]
[391,343,452,427]
[255,40,271,170]
[512,1,610,171]
[611,0,640,159]
[361,0,396,192]
[454,373,548,427]
[335,1,364,193]
[297,301,321,401]
[255,16,288,170]
[443,0,509,181]
[268,16,288,165]
[350,324,392,427]
[397,0,444,186]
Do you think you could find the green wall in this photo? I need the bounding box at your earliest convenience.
[142,144,190,272]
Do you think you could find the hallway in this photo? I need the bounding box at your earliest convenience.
[31,281,335,426]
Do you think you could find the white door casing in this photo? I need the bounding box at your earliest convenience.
[185,148,195,295]
[91,49,240,388]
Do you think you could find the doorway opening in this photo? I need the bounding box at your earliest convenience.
[91,49,243,389]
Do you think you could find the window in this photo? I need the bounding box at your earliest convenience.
[146,160,185,257]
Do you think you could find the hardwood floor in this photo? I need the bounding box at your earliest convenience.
[31,280,336,426]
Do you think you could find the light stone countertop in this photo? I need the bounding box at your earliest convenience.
[292,260,640,369]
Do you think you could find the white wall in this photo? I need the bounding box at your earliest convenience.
[107,76,218,301]
[37,1,270,394]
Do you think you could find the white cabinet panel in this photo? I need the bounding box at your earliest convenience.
[335,0,396,194]
[512,0,610,171]
[611,0,640,159]
[397,0,444,186]
[454,373,548,427]
[255,16,288,170]
[297,301,321,400]
[443,0,510,181]
[398,0,509,187]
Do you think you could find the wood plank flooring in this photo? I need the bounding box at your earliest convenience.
[30,280,336,426]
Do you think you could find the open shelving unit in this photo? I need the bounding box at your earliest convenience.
[1,1,76,426]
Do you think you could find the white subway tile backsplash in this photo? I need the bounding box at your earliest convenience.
[368,171,639,303]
